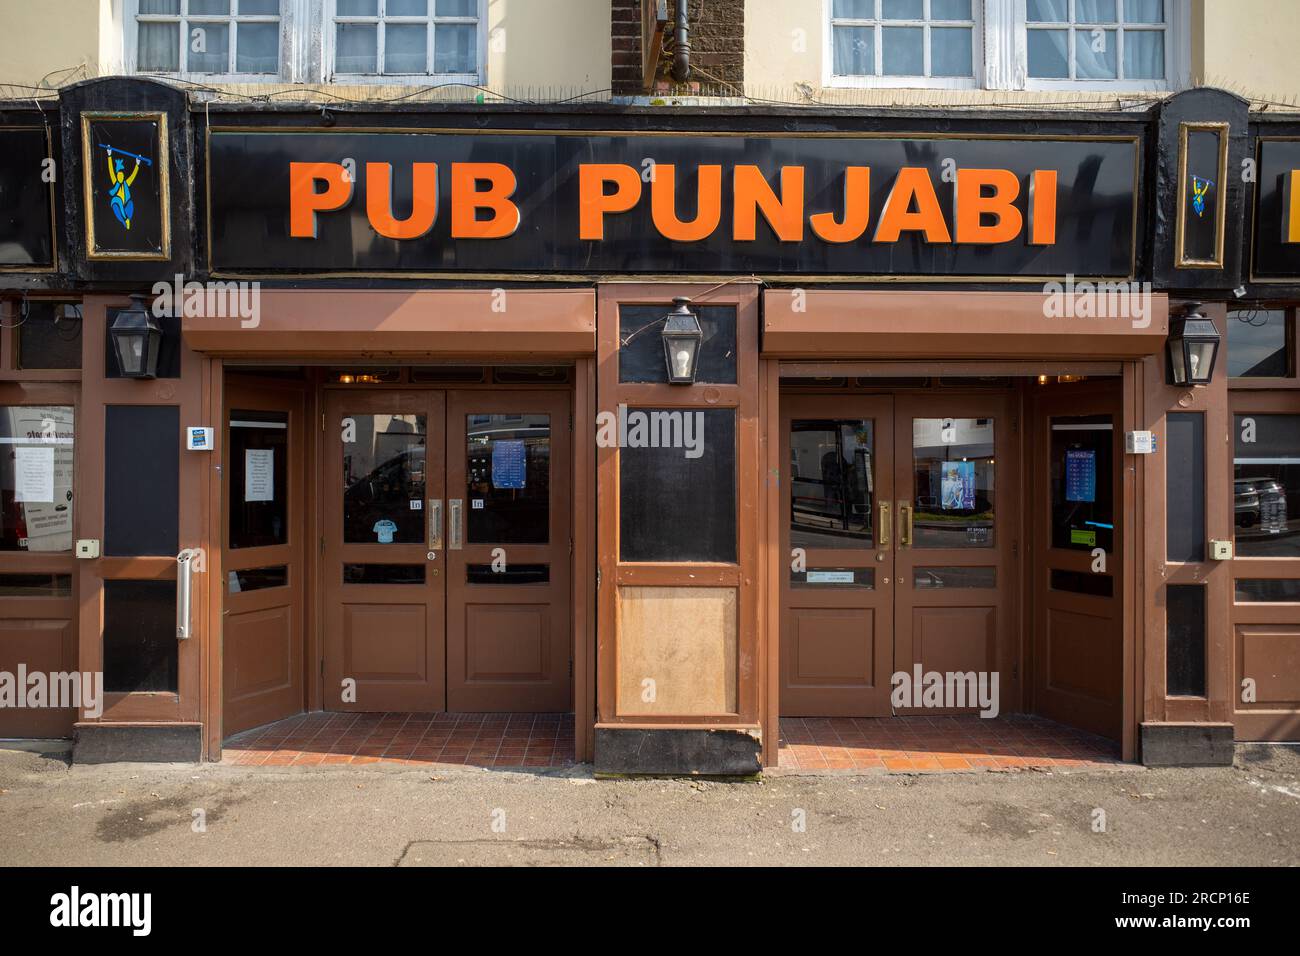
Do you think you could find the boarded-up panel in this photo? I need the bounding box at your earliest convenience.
[617,586,737,716]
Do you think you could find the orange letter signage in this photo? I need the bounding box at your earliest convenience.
[451,163,520,239]
[289,162,353,238]
[579,164,643,240]
[366,162,438,240]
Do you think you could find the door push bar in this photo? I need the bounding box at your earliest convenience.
[448,499,464,550]
[176,548,201,640]
[428,499,443,551]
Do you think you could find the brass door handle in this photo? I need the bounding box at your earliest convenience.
[448,499,463,550]
[428,499,443,551]
[898,501,913,549]
[878,500,891,549]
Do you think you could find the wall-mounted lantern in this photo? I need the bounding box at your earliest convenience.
[661,296,703,384]
[1167,302,1220,387]
[109,294,162,379]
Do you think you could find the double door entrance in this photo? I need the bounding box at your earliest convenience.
[780,391,1017,717]
[323,389,572,714]
[222,382,572,738]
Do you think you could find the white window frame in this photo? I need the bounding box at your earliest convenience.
[1019,0,1185,92]
[823,0,1189,92]
[325,0,486,84]
[823,0,985,90]
[123,0,290,83]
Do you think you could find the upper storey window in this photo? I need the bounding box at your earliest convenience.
[830,0,979,86]
[132,0,281,76]
[1026,0,1170,85]
[331,0,481,79]
[825,0,1183,91]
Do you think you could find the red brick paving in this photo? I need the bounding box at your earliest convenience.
[777,714,1126,773]
[222,712,576,769]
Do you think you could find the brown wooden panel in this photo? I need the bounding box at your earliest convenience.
[778,393,894,718]
[221,377,306,738]
[1045,607,1122,702]
[781,607,883,716]
[0,618,76,738]
[1234,624,1300,740]
[184,290,595,358]
[893,390,1017,716]
[223,605,296,736]
[445,389,572,712]
[323,389,446,713]
[912,606,996,674]
[1030,379,1125,742]
[764,290,1169,359]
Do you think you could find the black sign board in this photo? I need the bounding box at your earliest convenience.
[81,112,170,260]
[0,127,56,269]
[208,130,1139,279]
[1252,137,1300,281]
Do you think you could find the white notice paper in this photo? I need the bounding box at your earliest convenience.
[245,448,274,502]
[15,445,54,503]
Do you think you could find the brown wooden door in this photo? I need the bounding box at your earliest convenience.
[780,395,896,716]
[1031,383,1124,740]
[445,391,572,712]
[892,393,1017,715]
[222,377,306,736]
[323,390,446,712]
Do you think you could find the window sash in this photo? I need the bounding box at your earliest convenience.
[332,0,480,77]
[1025,0,1169,82]
[829,0,979,80]
[135,0,281,76]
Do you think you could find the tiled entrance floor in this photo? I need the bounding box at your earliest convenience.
[223,712,576,768]
[777,715,1126,772]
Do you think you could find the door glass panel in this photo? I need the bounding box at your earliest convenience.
[790,567,875,588]
[790,419,874,549]
[1,405,74,553]
[227,565,288,593]
[466,563,550,585]
[1233,414,1300,557]
[465,413,549,544]
[0,573,72,597]
[342,563,426,584]
[913,566,996,589]
[229,409,288,549]
[1050,415,1114,552]
[342,413,427,544]
[911,417,994,548]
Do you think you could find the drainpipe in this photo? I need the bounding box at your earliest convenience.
[671,0,691,82]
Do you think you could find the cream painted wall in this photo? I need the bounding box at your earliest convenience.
[485,0,609,97]
[1194,0,1300,104]
[0,0,106,89]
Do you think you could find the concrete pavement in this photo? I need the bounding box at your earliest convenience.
[0,744,1296,866]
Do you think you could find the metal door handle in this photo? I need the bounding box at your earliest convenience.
[448,499,463,550]
[878,500,891,549]
[898,501,913,549]
[176,548,199,640]
[428,499,443,551]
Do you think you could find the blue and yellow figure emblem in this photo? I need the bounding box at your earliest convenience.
[1191,175,1213,218]
[99,143,152,230]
